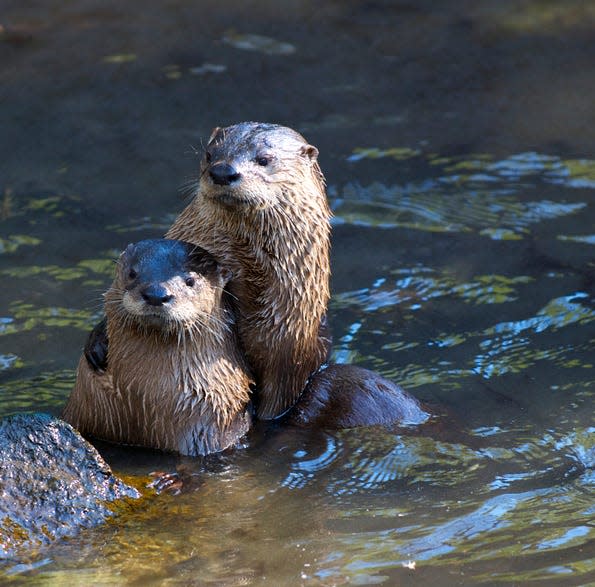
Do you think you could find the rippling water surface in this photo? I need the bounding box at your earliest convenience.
[1,145,593,585]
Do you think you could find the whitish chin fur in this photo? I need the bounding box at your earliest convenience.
[209,191,254,207]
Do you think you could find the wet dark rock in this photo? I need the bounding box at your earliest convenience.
[0,413,140,560]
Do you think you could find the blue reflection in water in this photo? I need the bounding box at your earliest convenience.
[280,433,450,495]
[538,526,590,550]
[0,354,18,371]
[474,293,594,378]
[1,147,592,582]
[335,490,555,571]
[335,322,362,364]
[0,317,14,335]
[554,428,595,469]
[333,184,586,233]
[400,488,550,561]
[487,293,593,336]
[282,435,342,490]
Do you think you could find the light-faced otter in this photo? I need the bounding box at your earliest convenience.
[166,122,331,420]
[63,239,254,456]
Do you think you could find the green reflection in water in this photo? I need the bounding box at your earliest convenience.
[479,227,524,241]
[0,369,74,418]
[316,431,593,582]
[382,345,595,392]
[380,362,456,390]
[1,153,592,584]
[77,258,117,276]
[348,147,422,161]
[486,293,595,335]
[334,273,594,387]
[380,329,592,390]
[300,430,593,584]
[1,191,85,224]
[24,195,64,213]
[0,235,41,254]
[2,302,98,335]
[333,184,585,234]
[1,258,115,282]
[0,317,15,336]
[279,430,490,494]
[350,150,595,187]
[474,338,592,380]
[496,3,595,34]
[106,214,176,233]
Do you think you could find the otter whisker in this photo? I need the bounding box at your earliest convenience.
[187,143,200,157]
[179,175,200,190]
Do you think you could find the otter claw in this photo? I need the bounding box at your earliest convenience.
[148,471,184,494]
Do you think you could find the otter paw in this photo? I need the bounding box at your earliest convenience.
[148,471,184,495]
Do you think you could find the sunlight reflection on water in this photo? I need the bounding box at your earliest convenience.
[333,151,592,237]
[0,149,593,583]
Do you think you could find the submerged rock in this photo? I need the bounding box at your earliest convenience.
[0,413,140,560]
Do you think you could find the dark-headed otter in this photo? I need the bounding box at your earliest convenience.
[63,239,254,456]
[166,122,331,420]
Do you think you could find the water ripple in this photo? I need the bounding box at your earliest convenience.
[335,151,593,234]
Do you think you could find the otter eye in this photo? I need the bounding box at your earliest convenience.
[185,276,196,287]
[128,269,137,280]
[256,155,270,167]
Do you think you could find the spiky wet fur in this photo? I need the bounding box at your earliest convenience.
[167,122,331,419]
[63,240,253,456]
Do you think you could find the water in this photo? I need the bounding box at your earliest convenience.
[1,2,594,584]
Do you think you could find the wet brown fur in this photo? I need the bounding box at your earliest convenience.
[167,122,331,419]
[287,364,429,429]
[63,240,253,456]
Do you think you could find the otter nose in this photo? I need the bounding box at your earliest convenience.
[141,285,173,307]
[209,162,241,186]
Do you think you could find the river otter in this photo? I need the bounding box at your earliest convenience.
[77,123,429,434]
[63,239,254,456]
[166,122,331,420]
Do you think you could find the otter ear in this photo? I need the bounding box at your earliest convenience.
[208,126,222,144]
[300,144,319,162]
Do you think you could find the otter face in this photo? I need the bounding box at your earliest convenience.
[110,239,231,331]
[200,122,320,209]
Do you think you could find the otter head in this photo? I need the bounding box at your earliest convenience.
[108,239,231,334]
[200,122,324,210]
